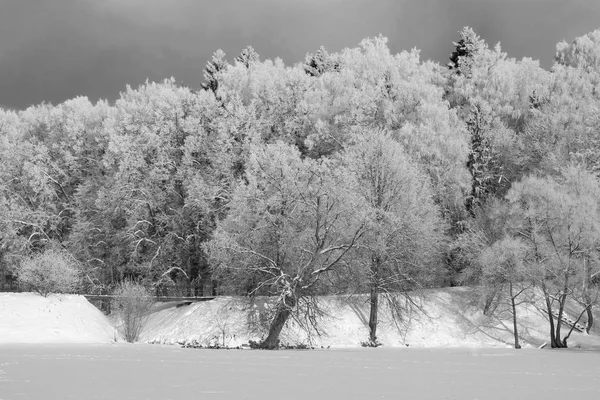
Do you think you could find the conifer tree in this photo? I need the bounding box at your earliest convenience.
[448,26,486,77]
[304,46,340,77]
[201,49,228,95]
[235,46,260,68]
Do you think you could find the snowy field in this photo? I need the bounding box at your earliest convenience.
[1,345,599,399]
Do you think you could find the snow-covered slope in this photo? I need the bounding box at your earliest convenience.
[0,293,118,344]
[140,288,600,349]
[2,288,599,348]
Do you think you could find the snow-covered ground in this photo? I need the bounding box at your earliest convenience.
[1,288,599,349]
[2,344,600,399]
[2,290,599,399]
[0,293,117,344]
[141,287,600,349]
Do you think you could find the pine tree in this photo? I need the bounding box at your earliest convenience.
[304,46,340,77]
[448,27,486,77]
[235,46,260,68]
[201,49,228,94]
[465,103,494,214]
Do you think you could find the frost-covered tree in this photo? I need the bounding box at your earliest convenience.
[207,142,366,348]
[523,31,600,175]
[201,49,228,95]
[304,46,340,77]
[84,79,231,289]
[235,46,260,68]
[16,248,83,297]
[344,130,445,344]
[555,29,600,72]
[478,237,530,349]
[448,26,486,77]
[507,167,600,348]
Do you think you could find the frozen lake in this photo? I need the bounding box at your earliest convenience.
[1,345,599,399]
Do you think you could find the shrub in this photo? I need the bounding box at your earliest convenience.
[16,249,82,297]
[112,281,155,343]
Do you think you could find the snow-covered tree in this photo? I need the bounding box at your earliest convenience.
[344,130,445,344]
[208,142,366,348]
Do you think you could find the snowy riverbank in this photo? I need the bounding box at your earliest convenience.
[140,288,600,349]
[2,288,600,348]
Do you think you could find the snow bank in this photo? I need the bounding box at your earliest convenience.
[0,293,117,344]
[140,288,600,349]
[2,288,598,348]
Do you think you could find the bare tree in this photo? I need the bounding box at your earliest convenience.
[112,281,155,343]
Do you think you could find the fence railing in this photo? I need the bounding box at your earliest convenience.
[0,281,213,299]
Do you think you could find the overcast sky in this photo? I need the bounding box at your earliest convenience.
[1,0,599,110]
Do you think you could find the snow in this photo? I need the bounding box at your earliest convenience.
[1,344,600,399]
[140,288,600,349]
[3,290,600,398]
[1,288,599,349]
[0,293,118,344]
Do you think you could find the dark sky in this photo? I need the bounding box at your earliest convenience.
[1,0,599,110]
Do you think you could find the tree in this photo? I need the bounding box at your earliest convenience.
[464,102,493,214]
[16,248,83,297]
[207,142,365,348]
[478,237,530,349]
[522,31,600,175]
[306,36,470,214]
[81,79,230,289]
[235,46,260,68]
[555,29,600,72]
[448,27,486,77]
[507,167,600,348]
[453,199,518,314]
[344,130,445,344]
[446,28,550,205]
[201,49,228,95]
[0,108,26,284]
[112,281,154,342]
[304,46,340,77]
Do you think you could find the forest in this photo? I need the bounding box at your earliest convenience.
[2,27,600,349]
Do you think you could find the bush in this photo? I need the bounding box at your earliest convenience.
[112,281,155,343]
[16,249,82,297]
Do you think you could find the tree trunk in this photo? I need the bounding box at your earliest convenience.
[585,305,594,334]
[368,256,381,344]
[483,288,497,316]
[555,274,569,348]
[583,258,593,334]
[509,282,521,349]
[542,284,560,348]
[260,295,295,349]
[368,287,379,343]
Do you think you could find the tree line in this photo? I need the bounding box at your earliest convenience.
[2,28,600,348]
